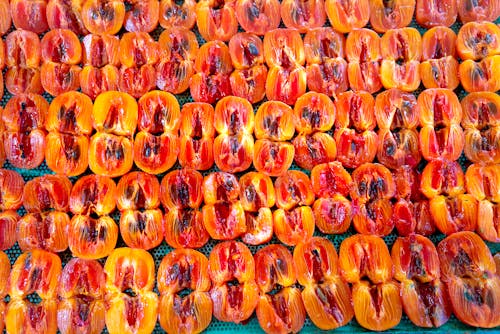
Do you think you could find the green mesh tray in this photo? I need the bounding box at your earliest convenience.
[1,9,500,334]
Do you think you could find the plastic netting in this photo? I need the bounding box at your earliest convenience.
[1,8,500,334]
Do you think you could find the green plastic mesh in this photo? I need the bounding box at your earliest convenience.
[1,10,500,334]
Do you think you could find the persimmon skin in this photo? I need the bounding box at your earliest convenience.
[415,0,457,27]
[235,0,280,35]
[325,0,370,33]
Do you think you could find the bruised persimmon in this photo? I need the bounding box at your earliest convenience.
[214,95,254,135]
[41,62,81,96]
[196,0,238,42]
[325,0,370,33]
[5,66,44,96]
[229,32,264,69]
[234,0,280,35]
[118,64,156,98]
[123,0,159,32]
[10,0,49,34]
[5,30,41,68]
[459,55,500,92]
[273,206,315,246]
[41,29,82,65]
[416,0,457,27]
[157,248,212,334]
[46,0,88,35]
[45,133,89,176]
[334,128,378,169]
[255,101,294,141]
[420,159,465,199]
[209,241,259,324]
[17,211,70,253]
[335,90,375,131]
[294,91,336,134]
[160,168,203,210]
[119,32,159,68]
[81,0,125,35]
[57,258,106,334]
[159,0,196,29]
[164,208,210,248]
[280,0,326,33]
[70,174,116,216]
[214,133,254,173]
[253,139,295,177]
[81,34,121,67]
[457,22,500,61]
[430,194,478,235]
[0,0,11,36]
[0,169,25,211]
[0,211,19,250]
[370,0,415,32]
[458,0,500,22]
[80,65,120,100]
